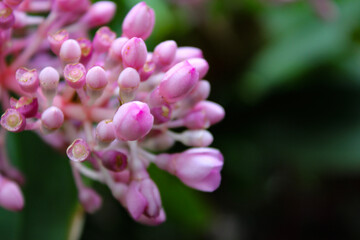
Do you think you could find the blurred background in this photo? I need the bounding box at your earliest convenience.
[3,0,360,239]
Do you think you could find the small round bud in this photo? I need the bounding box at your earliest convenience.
[121,37,147,70]
[86,66,107,90]
[1,109,25,132]
[118,67,140,91]
[93,26,116,53]
[16,67,39,93]
[96,120,116,143]
[99,150,128,172]
[153,40,177,67]
[48,29,69,55]
[0,3,15,29]
[122,1,155,40]
[67,139,90,162]
[178,130,213,147]
[0,176,24,211]
[64,63,86,89]
[108,37,128,61]
[41,106,64,131]
[78,187,102,213]
[60,39,81,63]
[113,101,154,141]
[39,67,59,100]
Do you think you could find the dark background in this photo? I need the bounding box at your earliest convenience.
[3,0,360,239]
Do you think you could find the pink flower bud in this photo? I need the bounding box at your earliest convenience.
[41,106,64,131]
[187,58,209,79]
[108,37,128,61]
[193,101,225,125]
[4,0,23,7]
[150,104,172,124]
[173,47,203,65]
[148,86,166,107]
[86,66,107,90]
[159,148,223,192]
[183,109,209,129]
[93,26,116,53]
[0,3,15,29]
[39,67,59,99]
[48,29,69,55]
[67,139,90,162]
[159,61,199,103]
[1,109,25,132]
[96,120,116,143]
[126,178,162,220]
[138,60,156,82]
[13,96,38,118]
[122,2,155,40]
[178,130,213,147]
[82,1,116,28]
[60,39,81,63]
[142,131,174,151]
[0,176,24,211]
[16,67,39,93]
[78,187,102,213]
[99,150,128,172]
[64,63,86,89]
[77,38,92,59]
[118,67,140,91]
[121,37,147,70]
[113,101,154,141]
[153,40,177,67]
[188,80,210,103]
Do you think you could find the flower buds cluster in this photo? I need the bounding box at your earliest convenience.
[0,1,225,226]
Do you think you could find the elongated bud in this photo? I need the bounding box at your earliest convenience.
[12,97,38,118]
[41,106,64,131]
[188,80,210,104]
[183,110,208,129]
[60,39,81,64]
[99,150,128,172]
[108,37,128,62]
[122,2,155,40]
[0,176,24,211]
[121,37,147,69]
[118,67,140,102]
[81,1,116,27]
[48,30,69,55]
[64,63,86,89]
[193,101,225,126]
[0,3,15,29]
[86,66,108,100]
[67,139,90,162]
[96,120,116,144]
[153,40,177,67]
[176,130,213,147]
[187,58,209,79]
[16,67,39,93]
[113,101,153,141]
[173,47,203,65]
[1,109,25,132]
[93,26,116,53]
[39,67,59,101]
[142,131,174,151]
[159,61,199,103]
[78,187,102,213]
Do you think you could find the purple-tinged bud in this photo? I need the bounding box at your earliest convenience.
[113,101,154,141]
[177,130,213,147]
[187,58,209,79]
[188,80,210,103]
[183,110,208,129]
[67,139,90,162]
[1,109,25,132]
[60,39,81,64]
[173,47,203,65]
[64,63,86,89]
[96,120,116,143]
[118,67,140,102]
[99,150,128,172]
[153,40,177,67]
[16,67,39,93]
[39,67,59,100]
[139,59,156,82]
[137,209,166,226]
[4,0,23,7]
[108,37,128,61]
[126,178,162,220]
[77,38,92,60]
[122,2,155,40]
[13,97,38,118]
[82,1,116,28]
[48,29,69,55]
[93,26,116,53]
[0,3,15,29]
[0,176,24,211]
[41,106,64,131]
[121,37,147,70]
[78,187,102,213]
[148,86,166,107]
[150,104,172,124]
[86,66,108,99]
[193,101,225,126]
[157,148,223,192]
[159,61,199,103]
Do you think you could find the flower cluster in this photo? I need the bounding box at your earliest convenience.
[0,0,225,225]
